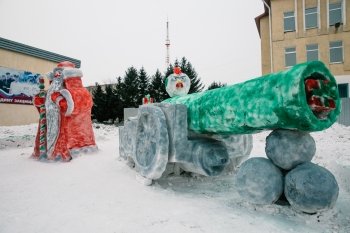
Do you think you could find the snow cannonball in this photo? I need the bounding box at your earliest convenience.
[285,162,339,214]
[235,157,283,205]
[265,129,316,170]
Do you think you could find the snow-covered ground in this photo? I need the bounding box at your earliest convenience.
[0,123,349,233]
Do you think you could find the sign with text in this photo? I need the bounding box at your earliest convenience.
[0,67,40,105]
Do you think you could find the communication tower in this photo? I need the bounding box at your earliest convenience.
[165,19,170,68]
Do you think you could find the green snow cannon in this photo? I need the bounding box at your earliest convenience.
[163,61,340,134]
[119,61,340,180]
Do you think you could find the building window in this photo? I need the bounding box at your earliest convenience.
[285,47,296,67]
[338,83,349,98]
[329,2,342,26]
[284,11,295,32]
[305,7,318,29]
[306,44,319,61]
[329,41,343,63]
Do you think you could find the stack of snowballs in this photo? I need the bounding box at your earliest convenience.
[235,129,339,214]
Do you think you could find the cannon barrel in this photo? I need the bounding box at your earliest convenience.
[162,61,340,134]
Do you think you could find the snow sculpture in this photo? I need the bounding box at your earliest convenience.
[142,94,154,105]
[285,162,339,214]
[235,157,283,205]
[33,76,47,159]
[234,100,339,212]
[163,61,340,133]
[236,128,340,212]
[133,105,169,179]
[165,61,190,97]
[265,130,316,170]
[119,60,340,214]
[119,64,253,181]
[32,61,97,161]
[120,103,252,180]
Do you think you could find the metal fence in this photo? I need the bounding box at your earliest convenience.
[338,98,350,126]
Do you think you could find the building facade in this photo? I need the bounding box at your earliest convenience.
[0,37,80,126]
[256,0,350,99]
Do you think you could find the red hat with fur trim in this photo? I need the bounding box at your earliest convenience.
[57,61,83,79]
[57,61,76,69]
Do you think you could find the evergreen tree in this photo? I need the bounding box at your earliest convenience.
[121,66,139,108]
[114,76,124,122]
[149,69,169,102]
[137,67,150,104]
[164,63,174,78]
[92,83,109,122]
[179,57,204,93]
[104,84,119,123]
[207,81,227,90]
[165,57,204,94]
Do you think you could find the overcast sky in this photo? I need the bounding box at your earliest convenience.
[0,0,264,88]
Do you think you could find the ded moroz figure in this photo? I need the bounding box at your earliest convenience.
[32,61,97,161]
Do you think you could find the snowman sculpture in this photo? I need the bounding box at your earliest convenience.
[165,62,191,97]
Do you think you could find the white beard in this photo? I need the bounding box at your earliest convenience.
[45,78,64,157]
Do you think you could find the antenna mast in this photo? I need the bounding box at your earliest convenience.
[165,19,170,68]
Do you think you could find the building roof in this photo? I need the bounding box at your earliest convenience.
[0,37,81,68]
[255,0,271,37]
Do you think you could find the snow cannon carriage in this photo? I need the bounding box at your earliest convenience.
[119,61,340,184]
